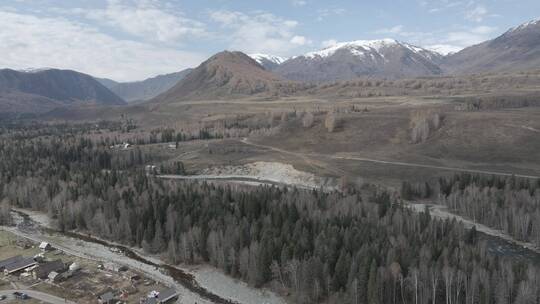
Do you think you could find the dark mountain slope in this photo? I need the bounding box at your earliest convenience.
[97,69,193,102]
[444,19,540,74]
[154,51,304,102]
[0,68,125,114]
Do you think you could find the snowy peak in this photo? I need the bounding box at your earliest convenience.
[444,17,540,74]
[248,54,287,70]
[302,39,440,62]
[425,45,462,56]
[249,54,286,65]
[274,38,443,82]
[305,39,399,59]
[508,18,540,33]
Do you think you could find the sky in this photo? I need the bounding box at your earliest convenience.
[0,0,539,82]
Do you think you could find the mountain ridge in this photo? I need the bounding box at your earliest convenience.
[442,18,540,74]
[274,38,443,82]
[98,69,193,102]
[153,51,306,103]
[0,68,125,114]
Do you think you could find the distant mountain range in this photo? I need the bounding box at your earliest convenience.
[97,69,192,103]
[246,18,540,82]
[0,68,125,114]
[272,39,443,82]
[2,18,540,114]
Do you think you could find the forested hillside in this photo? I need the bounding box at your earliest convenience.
[1,122,540,304]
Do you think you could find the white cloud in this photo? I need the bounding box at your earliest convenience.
[465,5,488,22]
[317,8,346,21]
[82,0,207,43]
[210,10,310,56]
[420,1,497,23]
[321,39,338,48]
[291,0,307,7]
[470,25,497,34]
[290,35,310,45]
[373,24,498,53]
[0,10,206,81]
[375,25,405,35]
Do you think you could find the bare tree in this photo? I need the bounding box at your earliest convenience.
[302,112,315,128]
[325,112,337,132]
[410,110,443,143]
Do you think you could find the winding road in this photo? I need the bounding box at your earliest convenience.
[0,290,76,304]
[408,203,540,254]
[158,174,320,190]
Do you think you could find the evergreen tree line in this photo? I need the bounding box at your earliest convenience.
[1,124,540,303]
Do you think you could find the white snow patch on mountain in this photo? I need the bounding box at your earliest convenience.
[426,44,462,56]
[302,38,439,60]
[248,54,287,65]
[509,18,540,33]
[17,67,53,73]
[304,39,398,59]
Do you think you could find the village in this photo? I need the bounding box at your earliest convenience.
[0,230,179,303]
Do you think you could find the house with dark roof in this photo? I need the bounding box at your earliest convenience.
[142,298,157,304]
[0,255,23,271]
[3,257,37,274]
[157,288,178,303]
[33,260,65,279]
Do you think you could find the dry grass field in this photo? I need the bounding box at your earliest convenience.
[38,71,540,188]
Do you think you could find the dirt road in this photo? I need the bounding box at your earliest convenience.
[239,138,540,179]
[0,290,76,304]
[408,203,540,254]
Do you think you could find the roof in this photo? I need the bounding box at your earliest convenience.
[143,298,158,304]
[39,242,51,248]
[104,262,119,268]
[0,255,23,269]
[4,257,37,273]
[35,260,65,277]
[48,271,60,279]
[98,291,115,301]
[158,288,178,301]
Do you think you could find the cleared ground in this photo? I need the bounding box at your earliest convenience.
[131,105,540,188]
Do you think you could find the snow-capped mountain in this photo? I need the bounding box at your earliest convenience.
[425,45,462,56]
[248,54,287,70]
[17,67,53,73]
[274,39,443,82]
[443,18,540,74]
[507,18,540,33]
[303,39,436,60]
